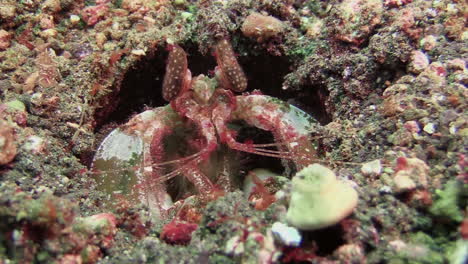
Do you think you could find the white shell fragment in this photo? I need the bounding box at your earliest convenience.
[271,222,301,247]
[361,159,382,176]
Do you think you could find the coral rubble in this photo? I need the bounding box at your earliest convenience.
[0,0,466,262]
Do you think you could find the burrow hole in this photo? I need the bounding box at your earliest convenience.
[93,42,332,196]
[92,43,348,255]
[98,44,331,126]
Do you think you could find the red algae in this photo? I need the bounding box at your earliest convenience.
[160,220,198,245]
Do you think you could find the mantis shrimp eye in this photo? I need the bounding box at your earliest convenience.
[215,39,248,92]
[162,45,189,101]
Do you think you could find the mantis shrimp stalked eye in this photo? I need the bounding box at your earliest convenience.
[162,45,191,101]
[214,39,248,92]
[91,39,319,219]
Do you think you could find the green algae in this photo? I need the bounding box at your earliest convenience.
[430,180,467,222]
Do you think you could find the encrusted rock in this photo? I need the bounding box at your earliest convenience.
[332,0,383,45]
[0,29,12,51]
[408,50,430,74]
[393,157,430,193]
[0,120,17,165]
[335,243,365,263]
[75,213,118,249]
[42,0,61,13]
[0,2,16,22]
[241,12,285,43]
[420,35,437,51]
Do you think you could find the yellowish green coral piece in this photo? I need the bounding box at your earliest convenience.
[286,164,358,230]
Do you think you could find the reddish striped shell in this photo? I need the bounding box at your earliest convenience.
[162,45,188,101]
[215,39,248,92]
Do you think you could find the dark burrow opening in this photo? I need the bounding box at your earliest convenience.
[100,44,217,126]
[299,224,346,257]
[164,122,291,202]
[99,44,331,127]
[93,41,332,201]
[240,53,332,125]
[91,42,347,256]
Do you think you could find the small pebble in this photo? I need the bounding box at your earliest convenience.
[423,123,436,134]
[131,49,146,56]
[379,185,392,194]
[393,174,416,193]
[70,15,80,25]
[0,29,12,50]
